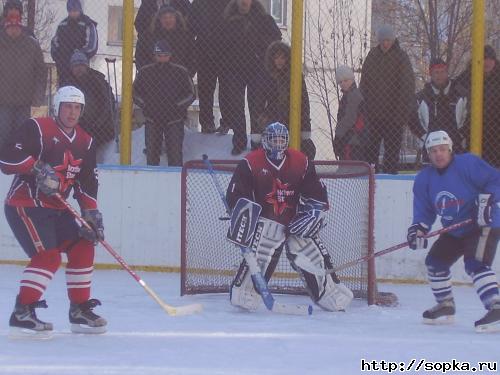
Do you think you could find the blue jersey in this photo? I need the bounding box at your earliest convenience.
[412,153,500,237]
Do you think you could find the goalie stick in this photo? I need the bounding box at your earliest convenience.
[294,219,473,276]
[55,194,203,317]
[202,155,313,316]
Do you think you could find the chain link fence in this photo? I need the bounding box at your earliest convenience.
[0,0,499,169]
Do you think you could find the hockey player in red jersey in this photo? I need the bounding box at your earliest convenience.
[0,86,107,337]
[226,122,353,311]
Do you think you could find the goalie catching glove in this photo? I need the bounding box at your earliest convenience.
[288,198,327,238]
[79,209,105,243]
[407,222,429,250]
[32,160,60,196]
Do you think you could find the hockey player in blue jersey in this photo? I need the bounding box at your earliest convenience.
[407,130,500,332]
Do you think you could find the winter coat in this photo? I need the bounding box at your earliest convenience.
[456,62,500,166]
[133,62,195,124]
[262,41,311,136]
[335,83,366,147]
[50,14,98,68]
[134,0,193,71]
[359,39,415,125]
[0,30,47,106]
[409,80,468,152]
[190,0,230,60]
[66,68,115,147]
[134,10,194,74]
[220,0,281,73]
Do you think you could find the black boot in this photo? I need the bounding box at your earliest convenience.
[475,302,500,333]
[9,295,53,337]
[422,299,455,324]
[69,299,107,334]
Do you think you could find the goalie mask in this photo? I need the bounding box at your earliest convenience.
[262,122,289,162]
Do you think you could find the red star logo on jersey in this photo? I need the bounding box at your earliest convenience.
[53,150,83,192]
[266,178,294,216]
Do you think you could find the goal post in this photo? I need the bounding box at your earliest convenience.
[181,159,395,306]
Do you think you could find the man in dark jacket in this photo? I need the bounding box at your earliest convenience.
[133,40,195,166]
[220,0,281,155]
[66,51,114,160]
[260,41,316,160]
[334,65,366,161]
[409,58,468,158]
[190,0,230,134]
[134,0,192,71]
[50,0,98,85]
[0,13,46,148]
[456,45,500,168]
[359,24,415,174]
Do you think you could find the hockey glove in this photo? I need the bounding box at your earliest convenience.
[477,194,493,227]
[288,209,325,238]
[32,160,60,196]
[79,209,105,243]
[407,223,429,250]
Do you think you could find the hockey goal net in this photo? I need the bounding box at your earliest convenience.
[181,159,395,306]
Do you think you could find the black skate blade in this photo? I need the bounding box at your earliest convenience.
[423,315,455,325]
[475,321,500,333]
[9,327,53,340]
[70,323,107,334]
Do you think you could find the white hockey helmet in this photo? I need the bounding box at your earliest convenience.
[425,130,453,152]
[53,85,85,117]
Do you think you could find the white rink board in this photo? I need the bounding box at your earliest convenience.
[0,169,498,283]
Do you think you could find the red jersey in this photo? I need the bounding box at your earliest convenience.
[0,117,98,210]
[226,148,328,225]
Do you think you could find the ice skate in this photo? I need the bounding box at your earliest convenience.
[422,299,455,325]
[9,296,53,339]
[475,303,500,333]
[69,299,107,334]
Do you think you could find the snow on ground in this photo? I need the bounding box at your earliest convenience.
[0,265,498,375]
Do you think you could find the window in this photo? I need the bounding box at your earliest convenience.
[260,0,287,27]
[107,6,138,46]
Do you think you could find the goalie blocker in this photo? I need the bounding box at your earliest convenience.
[228,199,353,312]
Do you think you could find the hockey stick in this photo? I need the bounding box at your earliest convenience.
[55,194,203,316]
[294,219,473,276]
[202,155,313,316]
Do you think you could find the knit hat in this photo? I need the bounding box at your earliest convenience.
[429,58,447,72]
[335,65,355,84]
[484,45,497,60]
[70,50,89,66]
[4,0,23,16]
[377,24,395,43]
[67,0,83,13]
[4,13,22,28]
[154,39,172,55]
[158,5,176,16]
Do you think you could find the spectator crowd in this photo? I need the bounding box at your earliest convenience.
[0,0,498,170]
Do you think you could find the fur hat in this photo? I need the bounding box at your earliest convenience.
[376,24,395,43]
[335,65,355,84]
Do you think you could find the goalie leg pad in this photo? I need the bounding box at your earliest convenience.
[286,235,353,311]
[252,218,287,275]
[230,260,261,311]
[230,218,286,310]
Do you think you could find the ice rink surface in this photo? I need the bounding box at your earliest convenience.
[0,265,498,375]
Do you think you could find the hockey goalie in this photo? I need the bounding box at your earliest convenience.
[225,122,353,312]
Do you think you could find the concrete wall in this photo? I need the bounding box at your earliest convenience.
[1,167,498,283]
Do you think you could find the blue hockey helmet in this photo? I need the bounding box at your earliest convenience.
[262,122,289,161]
